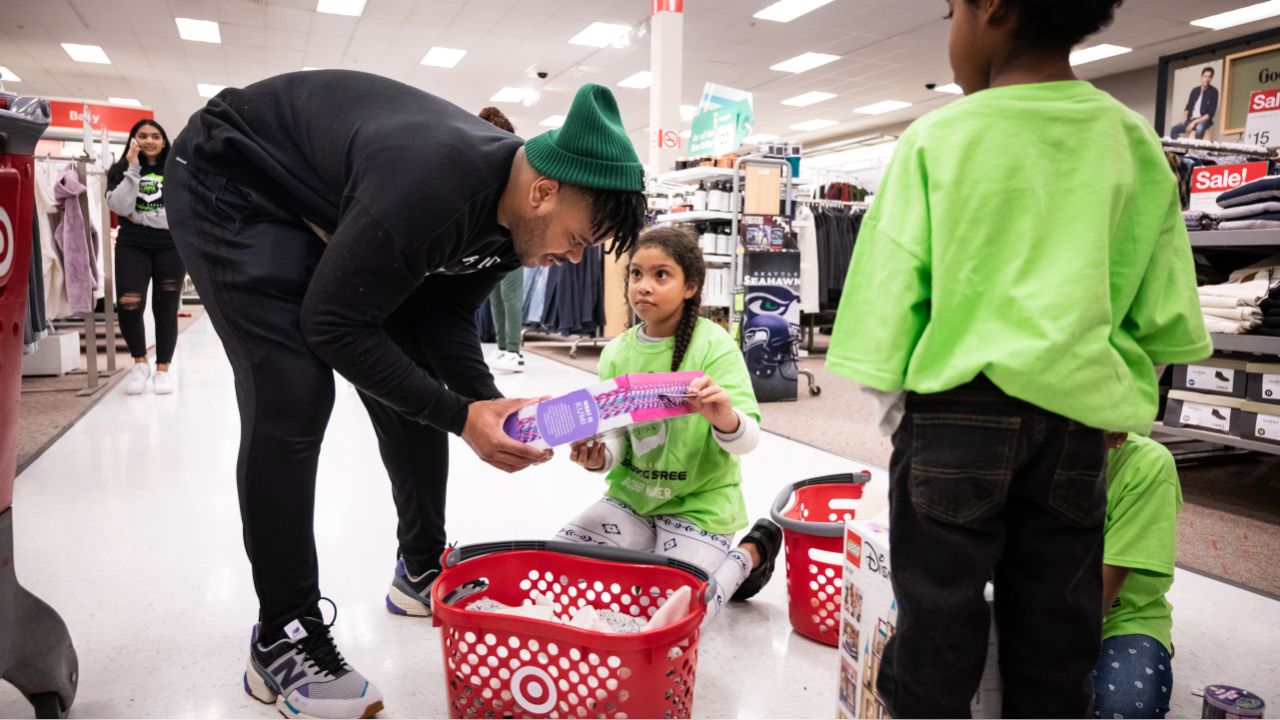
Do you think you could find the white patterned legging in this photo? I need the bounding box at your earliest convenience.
[555,497,752,622]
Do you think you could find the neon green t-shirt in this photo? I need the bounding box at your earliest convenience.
[598,318,761,534]
[826,80,1211,433]
[1103,435,1182,652]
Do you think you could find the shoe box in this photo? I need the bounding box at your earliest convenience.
[1171,358,1248,398]
[1244,361,1280,405]
[837,519,1001,719]
[1238,399,1280,446]
[1163,389,1247,436]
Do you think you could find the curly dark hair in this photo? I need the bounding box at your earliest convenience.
[971,0,1124,50]
[624,226,706,372]
[565,184,648,260]
[478,106,514,133]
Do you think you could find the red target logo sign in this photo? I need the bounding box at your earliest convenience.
[0,206,14,285]
[510,666,557,714]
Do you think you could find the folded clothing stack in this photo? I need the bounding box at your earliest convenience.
[1197,255,1280,334]
[1215,176,1280,230]
[1258,284,1280,337]
[1184,210,1219,232]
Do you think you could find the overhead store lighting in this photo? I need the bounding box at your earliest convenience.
[617,71,652,89]
[175,18,221,43]
[754,0,836,22]
[932,83,963,94]
[62,43,112,64]
[491,87,537,104]
[302,67,320,71]
[421,47,467,68]
[569,22,632,48]
[197,83,226,98]
[770,52,840,74]
[854,100,912,115]
[790,119,838,132]
[681,104,699,121]
[1068,43,1132,66]
[316,0,366,16]
[540,115,566,128]
[1192,0,1280,29]
[782,91,836,107]
[109,97,142,107]
[0,66,21,82]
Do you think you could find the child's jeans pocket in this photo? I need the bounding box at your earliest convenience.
[1047,422,1107,526]
[909,413,1021,526]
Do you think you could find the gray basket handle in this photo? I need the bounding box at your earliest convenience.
[770,472,872,538]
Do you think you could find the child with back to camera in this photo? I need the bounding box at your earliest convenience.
[557,227,783,620]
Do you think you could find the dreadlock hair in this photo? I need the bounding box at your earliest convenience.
[625,226,706,372]
[565,183,648,261]
[968,0,1124,50]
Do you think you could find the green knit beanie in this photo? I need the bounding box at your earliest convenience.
[525,83,644,192]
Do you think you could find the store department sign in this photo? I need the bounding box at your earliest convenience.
[687,99,753,157]
[47,99,153,135]
[1244,88,1280,147]
[1223,42,1280,134]
[1189,162,1270,212]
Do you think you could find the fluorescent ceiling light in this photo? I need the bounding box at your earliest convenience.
[1192,0,1280,29]
[108,97,141,107]
[490,87,535,103]
[854,100,912,115]
[743,133,781,143]
[62,43,111,64]
[617,71,651,89]
[932,83,963,94]
[782,91,836,107]
[0,66,21,82]
[302,67,320,71]
[197,83,226,98]
[540,115,566,128]
[316,0,366,16]
[770,52,840,74]
[681,104,699,121]
[754,0,836,22]
[790,119,837,132]
[420,47,466,68]
[175,18,221,43]
[569,22,631,48]
[1069,43,1132,66]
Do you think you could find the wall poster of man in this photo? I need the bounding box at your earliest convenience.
[1169,59,1223,141]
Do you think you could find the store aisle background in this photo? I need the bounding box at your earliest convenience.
[0,316,1276,718]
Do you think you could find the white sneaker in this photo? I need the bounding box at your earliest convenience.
[491,352,524,373]
[153,370,175,395]
[123,363,151,395]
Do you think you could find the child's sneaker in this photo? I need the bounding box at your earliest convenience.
[244,605,384,719]
[732,518,783,602]
[385,557,438,617]
[123,362,151,395]
[153,369,176,395]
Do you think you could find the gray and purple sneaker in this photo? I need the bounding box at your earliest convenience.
[244,602,383,719]
[385,557,438,617]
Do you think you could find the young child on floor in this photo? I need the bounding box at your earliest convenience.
[559,226,782,620]
[825,0,1211,716]
[1092,432,1181,719]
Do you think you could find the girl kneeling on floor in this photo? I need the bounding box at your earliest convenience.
[557,226,782,620]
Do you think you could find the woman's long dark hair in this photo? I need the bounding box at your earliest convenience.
[107,119,170,189]
[625,227,706,372]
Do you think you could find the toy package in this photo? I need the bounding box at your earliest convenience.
[503,371,705,449]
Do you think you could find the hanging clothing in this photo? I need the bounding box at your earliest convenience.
[796,205,820,314]
[52,165,101,314]
[523,265,549,325]
[540,245,604,336]
[23,201,50,354]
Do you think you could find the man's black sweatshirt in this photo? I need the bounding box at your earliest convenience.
[179,69,524,434]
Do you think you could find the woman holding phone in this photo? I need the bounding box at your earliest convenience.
[106,118,185,395]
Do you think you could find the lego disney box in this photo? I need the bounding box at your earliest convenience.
[837,520,1002,719]
[503,371,705,449]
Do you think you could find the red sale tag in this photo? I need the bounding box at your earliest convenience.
[1189,162,1270,212]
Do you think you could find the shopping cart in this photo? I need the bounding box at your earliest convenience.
[432,541,715,719]
[771,472,872,646]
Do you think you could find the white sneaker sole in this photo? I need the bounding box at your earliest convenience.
[245,659,385,719]
[386,583,432,617]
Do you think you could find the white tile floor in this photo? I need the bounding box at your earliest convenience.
[2,316,1277,718]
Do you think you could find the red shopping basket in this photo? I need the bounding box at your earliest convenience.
[770,472,872,646]
[431,541,715,719]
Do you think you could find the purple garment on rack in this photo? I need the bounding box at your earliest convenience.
[52,165,100,313]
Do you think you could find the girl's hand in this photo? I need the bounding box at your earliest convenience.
[685,376,738,434]
[126,139,141,166]
[570,439,607,471]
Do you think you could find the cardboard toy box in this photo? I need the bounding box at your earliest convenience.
[503,371,704,449]
[1162,389,1247,436]
[1171,359,1249,398]
[837,520,1001,719]
[1245,362,1280,405]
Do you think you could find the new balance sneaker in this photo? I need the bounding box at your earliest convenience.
[731,518,783,602]
[153,369,176,395]
[244,604,384,719]
[123,362,151,395]
[385,557,439,617]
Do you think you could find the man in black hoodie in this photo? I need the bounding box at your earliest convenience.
[165,72,645,718]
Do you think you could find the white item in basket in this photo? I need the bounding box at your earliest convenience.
[642,585,692,632]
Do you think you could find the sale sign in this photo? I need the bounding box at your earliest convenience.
[1189,162,1270,212]
[1244,88,1280,148]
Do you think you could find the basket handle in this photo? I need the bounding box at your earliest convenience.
[770,472,872,538]
[443,540,718,608]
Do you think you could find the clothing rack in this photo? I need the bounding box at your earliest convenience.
[799,199,869,209]
[35,154,120,396]
[1162,137,1275,159]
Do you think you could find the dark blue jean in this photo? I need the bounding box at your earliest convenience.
[1092,634,1173,719]
[1171,119,1213,139]
[876,375,1107,718]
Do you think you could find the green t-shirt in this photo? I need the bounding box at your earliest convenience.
[826,80,1211,433]
[1103,435,1182,652]
[598,318,761,534]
